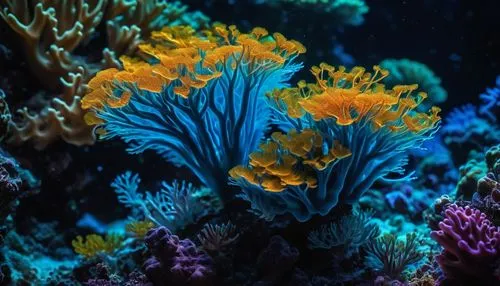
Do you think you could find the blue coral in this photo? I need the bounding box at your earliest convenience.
[111,171,212,230]
[479,75,500,123]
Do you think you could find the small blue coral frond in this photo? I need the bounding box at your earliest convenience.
[110,171,144,208]
[478,75,500,122]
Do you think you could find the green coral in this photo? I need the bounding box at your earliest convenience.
[72,233,124,259]
[380,59,448,111]
[365,232,424,279]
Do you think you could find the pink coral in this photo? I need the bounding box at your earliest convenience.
[430,204,500,283]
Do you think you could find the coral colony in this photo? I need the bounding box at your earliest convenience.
[0,0,498,285]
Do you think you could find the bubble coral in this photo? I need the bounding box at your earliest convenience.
[430,204,500,284]
[82,24,305,202]
[231,64,441,221]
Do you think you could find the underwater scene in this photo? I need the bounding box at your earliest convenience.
[0,0,499,285]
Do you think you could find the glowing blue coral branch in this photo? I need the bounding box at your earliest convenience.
[98,57,302,201]
[111,171,210,230]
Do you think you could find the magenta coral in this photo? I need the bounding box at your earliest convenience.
[430,204,500,283]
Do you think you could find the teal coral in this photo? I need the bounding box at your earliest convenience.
[266,0,368,26]
[111,171,215,230]
[308,208,380,257]
[365,232,424,279]
[380,59,448,111]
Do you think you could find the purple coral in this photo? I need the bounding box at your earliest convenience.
[143,226,214,286]
[430,204,500,283]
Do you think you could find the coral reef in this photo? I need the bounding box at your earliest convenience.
[0,1,497,286]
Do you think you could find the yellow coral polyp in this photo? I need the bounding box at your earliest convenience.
[270,64,440,132]
[229,129,350,192]
[126,220,155,239]
[72,233,124,259]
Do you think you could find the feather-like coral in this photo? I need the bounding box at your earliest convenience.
[231,64,441,221]
[111,171,211,230]
[72,233,124,259]
[82,24,305,201]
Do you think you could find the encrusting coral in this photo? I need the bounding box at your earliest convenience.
[231,64,441,221]
[0,0,209,149]
[81,24,306,202]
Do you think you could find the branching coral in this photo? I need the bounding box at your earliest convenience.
[82,24,305,202]
[365,232,424,279]
[231,64,441,221]
[379,59,448,111]
[430,204,500,284]
[308,208,380,257]
[479,75,500,123]
[72,233,125,259]
[111,171,212,230]
[0,0,210,149]
[197,222,240,253]
[442,103,500,166]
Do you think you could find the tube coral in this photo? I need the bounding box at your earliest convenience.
[82,24,305,202]
[230,64,441,221]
